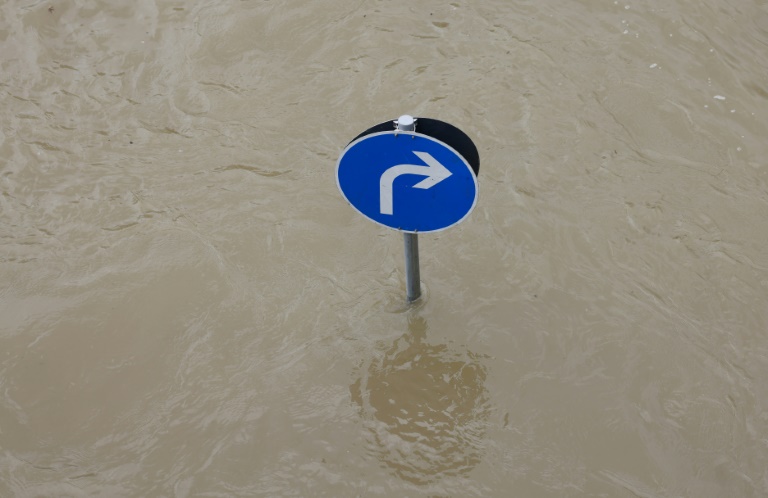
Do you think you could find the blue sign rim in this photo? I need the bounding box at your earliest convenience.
[336,130,479,234]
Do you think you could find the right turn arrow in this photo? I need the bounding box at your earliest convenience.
[379,151,452,215]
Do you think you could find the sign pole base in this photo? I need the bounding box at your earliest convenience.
[404,232,421,303]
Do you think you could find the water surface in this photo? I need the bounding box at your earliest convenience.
[2,0,768,496]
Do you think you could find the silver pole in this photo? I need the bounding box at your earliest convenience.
[404,231,420,302]
[396,115,421,303]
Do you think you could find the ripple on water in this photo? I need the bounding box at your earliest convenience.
[350,316,491,486]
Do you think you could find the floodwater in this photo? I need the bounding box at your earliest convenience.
[2,0,768,496]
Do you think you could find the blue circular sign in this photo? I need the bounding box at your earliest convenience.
[336,131,478,233]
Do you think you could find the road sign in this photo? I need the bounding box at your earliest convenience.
[336,120,479,233]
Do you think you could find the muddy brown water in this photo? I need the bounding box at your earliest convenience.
[2,0,768,496]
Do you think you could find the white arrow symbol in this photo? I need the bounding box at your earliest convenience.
[379,151,452,215]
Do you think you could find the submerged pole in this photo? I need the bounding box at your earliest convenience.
[404,230,420,302]
[396,114,421,303]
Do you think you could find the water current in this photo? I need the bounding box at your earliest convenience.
[2,0,768,496]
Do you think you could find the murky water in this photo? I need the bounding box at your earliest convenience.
[2,0,768,496]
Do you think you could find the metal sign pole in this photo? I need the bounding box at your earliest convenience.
[396,115,421,303]
[404,231,420,302]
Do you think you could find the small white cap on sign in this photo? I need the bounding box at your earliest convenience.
[397,115,415,131]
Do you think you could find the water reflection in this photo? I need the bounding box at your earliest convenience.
[350,315,490,484]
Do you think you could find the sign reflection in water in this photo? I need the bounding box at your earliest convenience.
[350,316,491,484]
